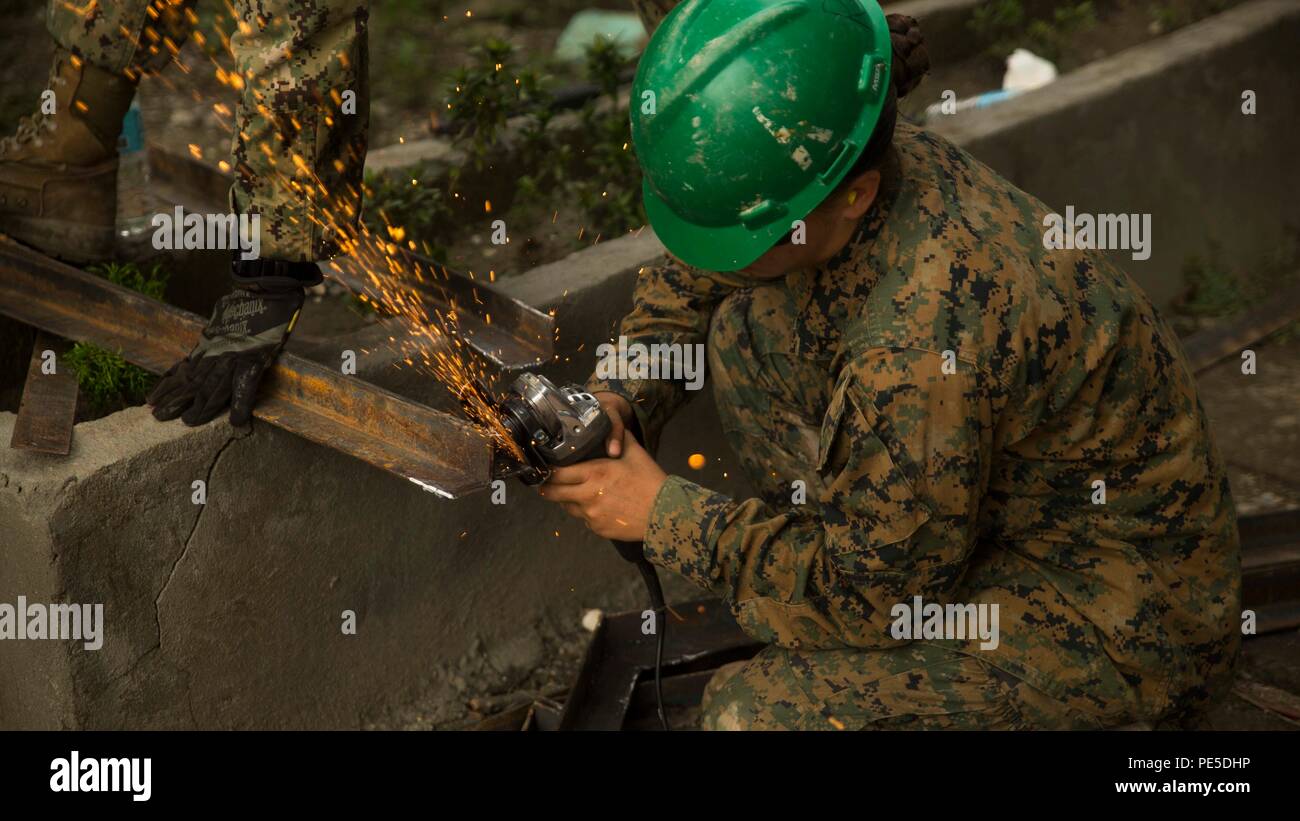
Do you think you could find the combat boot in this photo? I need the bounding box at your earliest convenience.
[0,49,137,264]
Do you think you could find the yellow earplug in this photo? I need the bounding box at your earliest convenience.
[847,191,858,205]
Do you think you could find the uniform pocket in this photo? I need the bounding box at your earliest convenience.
[816,375,932,561]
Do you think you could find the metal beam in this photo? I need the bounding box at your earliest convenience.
[9,332,78,455]
[0,237,493,498]
[326,249,552,371]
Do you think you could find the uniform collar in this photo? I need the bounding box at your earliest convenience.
[787,145,904,362]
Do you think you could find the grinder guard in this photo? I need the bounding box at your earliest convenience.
[490,373,612,484]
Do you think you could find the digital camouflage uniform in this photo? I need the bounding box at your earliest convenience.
[47,0,369,261]
[588,121,1241,730]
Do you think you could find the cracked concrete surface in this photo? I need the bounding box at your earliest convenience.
[0,400,689,729]
[0,407,231,728]
[155,433,240,647]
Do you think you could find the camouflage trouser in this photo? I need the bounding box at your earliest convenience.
[699,644,1109,730]
[697,284,1104,730]
[48,0,369,262]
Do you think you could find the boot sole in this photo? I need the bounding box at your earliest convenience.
[4,215,116,265]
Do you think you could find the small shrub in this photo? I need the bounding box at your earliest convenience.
[1177,253,1248,318]
[971,0,1097,63]
[1148,0,1231,33]
[569,37,644,243]
[443,37,550,176]
[362,163,453,261]
[66,262,171,412]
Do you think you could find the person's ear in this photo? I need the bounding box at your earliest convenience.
[839,169,881,220]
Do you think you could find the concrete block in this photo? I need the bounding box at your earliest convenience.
[0,407,652,728]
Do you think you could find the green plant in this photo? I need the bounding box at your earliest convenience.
[568,37,644,242]
[1173,244,1300,343]
[1177,252,1249,318]
[367,0,451,111]
[443,37,550,175]
[64,343,159,411]
[362,163,453,261]
[66,262,171,411]
[970,0,1097,63]
[514,102,569,208]
[1148,0,1231,33]
[374,32,646,268]
[970,0,1027,51]
[89,260,168,300]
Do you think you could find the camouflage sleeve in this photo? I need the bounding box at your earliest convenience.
[585,257,746,449]
[644,347,994,649]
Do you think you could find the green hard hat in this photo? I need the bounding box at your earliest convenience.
[632,0,893,272]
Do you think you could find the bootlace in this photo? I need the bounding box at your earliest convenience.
[0,113,57,153]
[0,66,67,154]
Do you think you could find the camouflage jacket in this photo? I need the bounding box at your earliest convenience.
[588,122,1240,721]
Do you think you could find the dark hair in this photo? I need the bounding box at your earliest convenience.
[849,13,930,175]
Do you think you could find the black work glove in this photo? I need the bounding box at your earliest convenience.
[149,259,319,427]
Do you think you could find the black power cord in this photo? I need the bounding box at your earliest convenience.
[612,540,670,731]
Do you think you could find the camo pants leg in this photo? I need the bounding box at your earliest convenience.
[227,0,369,261]
[49,0,369,261]
[700,644,1104,730]
[48,0,196,75]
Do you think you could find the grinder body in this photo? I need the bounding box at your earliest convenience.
[493,373,646,565]
[495,373,612,484]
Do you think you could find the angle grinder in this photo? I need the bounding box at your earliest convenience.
[478,373,670,730]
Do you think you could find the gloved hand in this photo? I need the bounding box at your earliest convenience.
[149,259,319,427]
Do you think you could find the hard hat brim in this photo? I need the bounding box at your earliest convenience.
[642,180,789,272]
[641,141,870,273]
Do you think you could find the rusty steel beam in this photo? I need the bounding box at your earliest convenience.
[9,333,78,455]
[326,249,552,371]
[0,237,493,498]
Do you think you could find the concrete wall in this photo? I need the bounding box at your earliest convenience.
[928,0,1300,307]
[2,0,1297,729]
